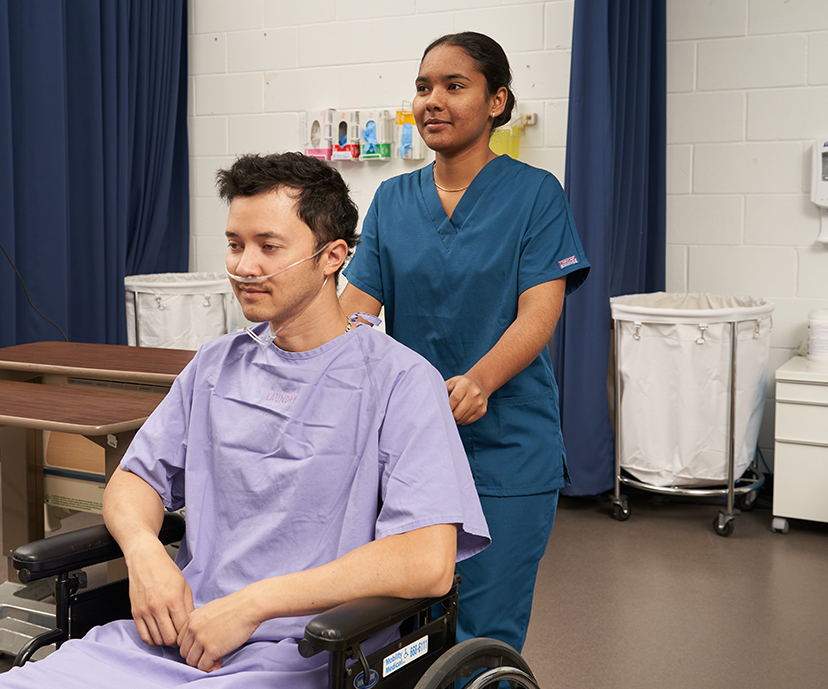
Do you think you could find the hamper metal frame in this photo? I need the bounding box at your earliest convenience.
[609,317,765,537]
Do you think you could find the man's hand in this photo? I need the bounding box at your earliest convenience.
[103,467,191,647]
[177,590,261,672]
[126,540,194,648]
[446,374,490,425]
[170,523,456,673]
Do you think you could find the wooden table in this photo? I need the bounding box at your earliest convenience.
[0,341,194,385]
[0,342,194,579]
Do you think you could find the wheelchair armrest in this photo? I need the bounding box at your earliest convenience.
[299,575,459,658]
[13,511,186,584]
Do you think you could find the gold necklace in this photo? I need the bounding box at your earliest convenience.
[345,319,352,333]
[434,180,469,193]
[433,168,470,193]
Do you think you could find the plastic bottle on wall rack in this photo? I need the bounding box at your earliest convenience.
[358,110,393,160]
[395,102,425,160]
[304,109,333,160]
[331,111,360,161]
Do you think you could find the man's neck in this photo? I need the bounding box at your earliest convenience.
[269,287,351,353]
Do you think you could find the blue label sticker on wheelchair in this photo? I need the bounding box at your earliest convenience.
[382,636,429,677]
[354,669,379,689]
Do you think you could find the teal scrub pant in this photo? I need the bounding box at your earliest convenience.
[455,490,559,653]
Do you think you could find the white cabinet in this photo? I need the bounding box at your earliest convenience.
[772,356,828,532]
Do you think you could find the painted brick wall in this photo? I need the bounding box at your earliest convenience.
[666,0,828,462]
[187,0,574,275]
[187,0,828,464]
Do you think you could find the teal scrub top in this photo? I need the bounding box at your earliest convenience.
[345,155,590,496]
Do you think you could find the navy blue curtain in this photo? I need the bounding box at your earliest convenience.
[0,0,188,347]
[552,0,666,496]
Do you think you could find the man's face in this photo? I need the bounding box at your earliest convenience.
[225,188,323,330]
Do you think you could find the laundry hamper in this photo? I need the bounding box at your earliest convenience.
[609,293,774,536]
[125,272,243,350]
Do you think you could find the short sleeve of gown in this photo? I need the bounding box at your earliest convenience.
[374,357,490,562]
[118,355,197,511]
[518,173,590,297]
[343,190,384,304]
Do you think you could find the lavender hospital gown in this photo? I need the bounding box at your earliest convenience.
[2,324,489,688]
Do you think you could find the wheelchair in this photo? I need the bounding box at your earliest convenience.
[11,512,540,689]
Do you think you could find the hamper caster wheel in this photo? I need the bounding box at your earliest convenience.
[713,515,734,537]
[613,503,631,521]
[736,491,757,511]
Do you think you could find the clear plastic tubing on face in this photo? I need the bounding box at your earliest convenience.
[244,276,329,346]
[226,242,330,284]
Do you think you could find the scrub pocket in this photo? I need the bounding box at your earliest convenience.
[462,392,567,497]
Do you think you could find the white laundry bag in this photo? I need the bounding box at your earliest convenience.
[125,272,245,350]
[610,293,774,487]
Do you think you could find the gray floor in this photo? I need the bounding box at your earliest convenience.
[2,493,827,688]
[521,493,828,689]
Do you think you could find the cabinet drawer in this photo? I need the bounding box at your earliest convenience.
[776,381,828,405]
[775,402,828,445]
[773,441,828,523]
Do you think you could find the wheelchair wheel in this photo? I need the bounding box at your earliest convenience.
[413,637,540,689]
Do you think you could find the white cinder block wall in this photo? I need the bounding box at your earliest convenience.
[186,0,574,272]
[666,0,828,466]
[187,0,828,469]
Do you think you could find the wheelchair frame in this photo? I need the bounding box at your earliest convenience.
[11,513,540,689]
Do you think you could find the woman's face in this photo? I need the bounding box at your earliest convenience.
[413,44,505,157]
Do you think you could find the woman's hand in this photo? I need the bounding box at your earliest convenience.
[444,279,567,427]
[177,590,261,672]
[446,374,490,425]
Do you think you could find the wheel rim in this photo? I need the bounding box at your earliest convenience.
[465,666,540,689]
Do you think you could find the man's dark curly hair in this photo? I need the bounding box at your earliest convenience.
[216,152,359,284]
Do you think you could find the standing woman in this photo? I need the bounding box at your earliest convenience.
[340,32,590,652]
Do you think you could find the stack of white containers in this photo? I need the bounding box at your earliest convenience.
[808,308,828,362]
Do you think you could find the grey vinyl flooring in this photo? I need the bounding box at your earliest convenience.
[2,491,827,688]
[521,493,828,689]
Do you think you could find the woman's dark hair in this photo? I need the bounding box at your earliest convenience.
[216,152,359,285]
[422,32,516,129]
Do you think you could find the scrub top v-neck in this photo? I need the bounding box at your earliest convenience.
[345,155,590,496]
[421,152,501,245]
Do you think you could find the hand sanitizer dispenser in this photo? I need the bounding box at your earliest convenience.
[812,138,828,243]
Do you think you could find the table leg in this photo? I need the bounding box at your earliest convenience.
[1,426,45,582]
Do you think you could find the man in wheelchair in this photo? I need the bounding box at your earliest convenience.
[2,152,491,688]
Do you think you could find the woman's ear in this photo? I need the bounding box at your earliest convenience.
[491,86,508,120]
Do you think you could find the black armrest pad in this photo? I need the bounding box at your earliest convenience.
[301,576,459,656]
[13,511,186,584]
